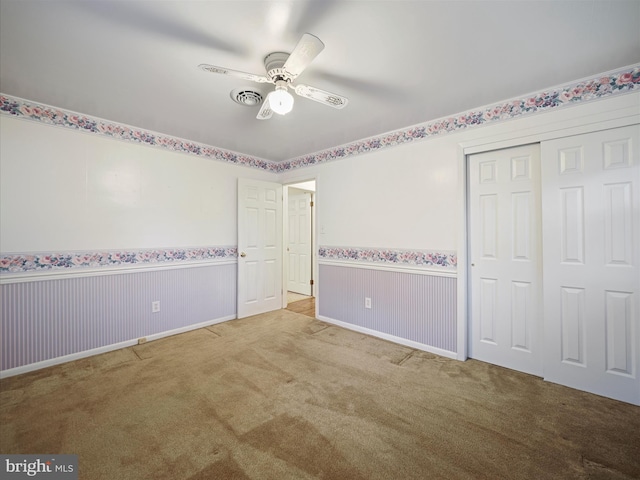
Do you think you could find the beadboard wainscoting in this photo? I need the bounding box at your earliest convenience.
[318,263,457,358]
[0,263,236,376]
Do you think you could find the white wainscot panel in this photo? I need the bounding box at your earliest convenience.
[318,264,457,353]
[1,264,237,373]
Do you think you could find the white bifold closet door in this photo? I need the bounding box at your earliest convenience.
[541,125,640,406]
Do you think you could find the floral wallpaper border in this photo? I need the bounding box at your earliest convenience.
[1,65,638,173]
[281,66,640,171]
[0,246,237,274]
[1,245,456,274]
[0,95,280,173]
[318,246,457,270]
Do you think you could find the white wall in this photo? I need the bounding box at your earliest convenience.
[0,116,276,253]
[0,113,277,376]
[5,90,633,257]
[305,137,459,251]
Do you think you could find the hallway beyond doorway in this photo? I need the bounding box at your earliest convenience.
[285,295,315,318]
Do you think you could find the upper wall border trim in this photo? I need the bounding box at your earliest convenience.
[0,246,237,276]
[318,246,457,271]
[0,95,279,172]
[282,65,639,171]
[1,65,638,172]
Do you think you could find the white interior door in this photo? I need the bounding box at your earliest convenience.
[237,178,283,318]
[469,144,543,376]
[287,190,312,296]
[541,125,640,405]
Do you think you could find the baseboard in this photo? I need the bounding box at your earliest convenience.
[0,314,236,379]
[317,314,458,360]
[143,314,236,343]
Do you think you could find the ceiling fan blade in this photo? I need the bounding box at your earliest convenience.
[256,94,273,120]
[198,64,269,84]
[282,33,325,79]
[294,84,348,109]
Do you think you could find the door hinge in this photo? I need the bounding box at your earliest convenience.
[310,279,314,285]
[310,201,314,207]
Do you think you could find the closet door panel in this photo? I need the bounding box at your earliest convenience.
[541,124,640,405]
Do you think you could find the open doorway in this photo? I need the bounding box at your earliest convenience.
[284,180,316,316]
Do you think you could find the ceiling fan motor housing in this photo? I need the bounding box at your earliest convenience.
[264,52,294,82]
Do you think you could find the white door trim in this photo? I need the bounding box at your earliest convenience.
[286,189,313,296]
[282,175,318,312]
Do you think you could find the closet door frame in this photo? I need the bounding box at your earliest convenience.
[456,95,639,405]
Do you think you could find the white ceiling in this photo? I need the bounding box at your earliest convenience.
[2,0,639,162]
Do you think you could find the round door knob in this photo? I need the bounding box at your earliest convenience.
[240,252,247,258]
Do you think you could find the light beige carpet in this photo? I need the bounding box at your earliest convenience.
[1,309,639,479]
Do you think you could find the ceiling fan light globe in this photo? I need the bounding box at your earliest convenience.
[269,88,294,115]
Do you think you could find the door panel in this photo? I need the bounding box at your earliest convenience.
[542,124,640,405]
[604,182,632,266]
[560,286,586,365]
[605,290,633,375]
[511,280,532,351]
[479,278,498,344]
[560,187,584,263]
[469,144,543,376]
[512,192,532,260]
[237,178,282,318]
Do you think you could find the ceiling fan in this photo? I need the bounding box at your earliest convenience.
[199,33,348,120]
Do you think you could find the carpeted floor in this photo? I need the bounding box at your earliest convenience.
[1,309,639,479]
